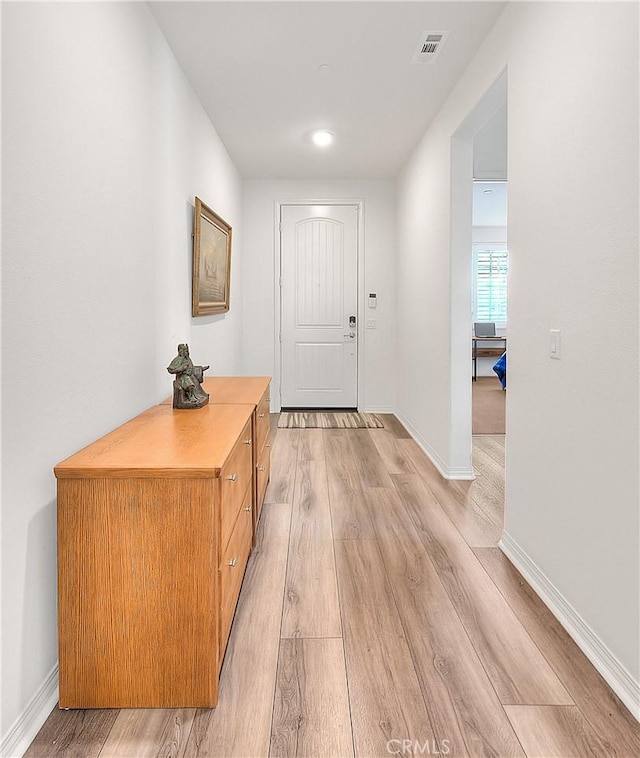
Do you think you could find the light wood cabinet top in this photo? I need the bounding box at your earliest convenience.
[54,403,254,479]
[160,375,271,406]
[162,376,271,405]
[202,375,270,405]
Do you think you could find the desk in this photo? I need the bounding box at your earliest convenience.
[472,336,507,382]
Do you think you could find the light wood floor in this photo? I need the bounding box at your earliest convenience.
[26,418,639,757]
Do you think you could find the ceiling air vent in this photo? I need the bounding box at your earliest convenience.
[412,31,449,64]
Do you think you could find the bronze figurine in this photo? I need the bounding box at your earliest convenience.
[167,343,210,409]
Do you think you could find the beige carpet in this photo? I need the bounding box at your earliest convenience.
[277,412,384,429]
[472,377,505,434]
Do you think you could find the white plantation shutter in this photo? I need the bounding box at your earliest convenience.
[473,245,508,323]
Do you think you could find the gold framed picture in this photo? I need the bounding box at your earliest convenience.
[192,197,232,316]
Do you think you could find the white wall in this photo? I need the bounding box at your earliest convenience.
[505,1,638,706]
[242,179,396,412]
[473,102,507,181]
[1,2,243,750]
[473,226,507,244]
[397,0,639,711]
[150,21,244,384]
[397,125,458,470]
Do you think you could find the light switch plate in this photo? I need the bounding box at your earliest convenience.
[549,329,561,359]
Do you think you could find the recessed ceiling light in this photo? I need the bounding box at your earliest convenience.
[312,130,334,148]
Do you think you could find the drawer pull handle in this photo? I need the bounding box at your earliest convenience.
[244,438,252,445]
[259,413,266,418]
[226,473,237,482]
[259,465,266,472]
[245,504,253,513]
[228,558,237,568]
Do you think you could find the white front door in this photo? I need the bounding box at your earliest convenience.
[280,204,358,408]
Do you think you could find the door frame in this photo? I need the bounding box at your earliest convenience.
[274,199,365,411]
[449,69,507,476]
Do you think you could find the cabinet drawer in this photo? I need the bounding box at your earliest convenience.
[220,418,253,550]
[256,442,271,523]
[255,390,270,454]
[219,492,253,660]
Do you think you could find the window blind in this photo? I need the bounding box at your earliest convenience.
[474,248,508,322]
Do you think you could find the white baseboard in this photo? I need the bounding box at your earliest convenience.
[1,665,58,758]
[274,406,395,414]
[499,532,640,722]
[396,412,475,480]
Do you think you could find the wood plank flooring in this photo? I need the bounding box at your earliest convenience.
[26,422,639,758]
[270,638,353,758]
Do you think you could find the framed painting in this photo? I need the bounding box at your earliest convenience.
[192,197,232,316]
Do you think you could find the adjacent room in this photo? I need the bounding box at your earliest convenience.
[471,177,508,436]
[2,2,638,757]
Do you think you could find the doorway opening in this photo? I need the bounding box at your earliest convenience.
[450,71,507,529]
[471,178,508,435]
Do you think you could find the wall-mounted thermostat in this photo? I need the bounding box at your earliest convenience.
[368,292,377,309]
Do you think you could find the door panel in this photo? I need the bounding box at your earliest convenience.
[295,342,345,390]
[281,205,358,408]
[295,219,344,327]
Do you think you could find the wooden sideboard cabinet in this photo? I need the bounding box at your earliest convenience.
[200,376,272,531]
[54,402,255,709]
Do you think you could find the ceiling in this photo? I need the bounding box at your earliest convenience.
[149,1,506,179]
